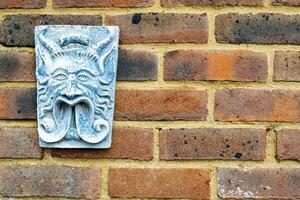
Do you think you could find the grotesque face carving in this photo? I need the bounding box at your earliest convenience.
[35,26,119,148]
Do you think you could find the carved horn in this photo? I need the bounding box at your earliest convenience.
[38,29,62,54]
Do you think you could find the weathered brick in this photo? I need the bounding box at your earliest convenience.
[161,0,263,7]
[0,165,101,199]
[51,128,153,160]
[274,51,300,81]
[0,52,35,82]
[164,50,268,82]
[0,0,46,9]
[0,127,42,159]
[218,168,300,199]
[160,128,266,160]
[277,129,300,161]
[216,13,300,44]
[0,87,36,119]
[0,15,102,47]
[109,168,210,199]
[53,0,154,8]
[272,0,300,6]
[117,49,157,81]
[105,13,208,43]
[215,89,300,122]
[115,89,207,120]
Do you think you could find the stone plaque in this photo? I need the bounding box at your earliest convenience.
[35,25,119,148]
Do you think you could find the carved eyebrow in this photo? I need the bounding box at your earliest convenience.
[76,69,95,76]
[51,68,68,75]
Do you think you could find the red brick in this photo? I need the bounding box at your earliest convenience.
[0,52,35,82]
[53,0,154,8]
[117,49,158,81]
[0,15,102,47]
[105,13,208,43]
[115,89,207,120]
[109,168,210,199]
[277,129,300,161]
[160,128,266,160]
[215,89,300,122]
[0,87,36,119]
[216,13,300,44]
[51,128,153,160]
[274,51,300,81]
[164,50,268,82]
[218,168,300,199]
[161,0,263,7]
[0,165,101,199]
[0,0,46,9]
[0,127,42,159]
[272,0,300,6]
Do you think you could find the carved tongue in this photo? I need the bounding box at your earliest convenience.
[75,103,108,143]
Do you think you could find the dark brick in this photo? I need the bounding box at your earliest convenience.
[216,13,300,44]
[0,15,102,47]
[0,52,35,82]
[164,50,268,82]
[215,89,300,122]
[161,0,263,7]
[274,51,300,81]
[0,127,43,159]
[0,165,101,199]
[115,89,208,120]
[51,128,153,160]
[105,13,208,43]
[53,0,154,7]
[272,0,300,6]
[117,49,157,81]
[218,168,300,199]
[0,87,36,119]
[0,0,46,9]
[160,128,266,160]
[109,168,210,199]
[277,129,300,161]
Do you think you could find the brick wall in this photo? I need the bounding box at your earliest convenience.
[0,0,299,199]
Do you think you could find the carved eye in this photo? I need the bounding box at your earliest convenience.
[54,73,67,81]
[77,73,91,82]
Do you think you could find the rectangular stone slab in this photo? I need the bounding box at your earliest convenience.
[35,25,119,148]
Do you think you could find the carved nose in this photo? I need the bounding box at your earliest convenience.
[65,80,79,98]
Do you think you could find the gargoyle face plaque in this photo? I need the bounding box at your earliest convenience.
[35,25,119,148]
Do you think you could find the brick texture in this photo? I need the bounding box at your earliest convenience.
[277,129,300,161]
[53,0,154,8]
[218,168,300,199]
[164,50,268,82]
[0,127,42,159]
[0,0,47,9]
[0,51,35,82]
[109,168,210,199]
[115,89,208,120]
[216,13,300,44]
[117,49,158,81]
[105,13,208,43]
[0,15,102,47]
[161,0,263,7]
[272,0,300,6]
[51,128,153,160]
[160,128,266,160]
[0,165,101,199]
[0,87,36,119]
[274,51,300,81]
[215,89,300,122]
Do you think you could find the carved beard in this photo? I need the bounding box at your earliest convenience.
[37,59,113,144]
